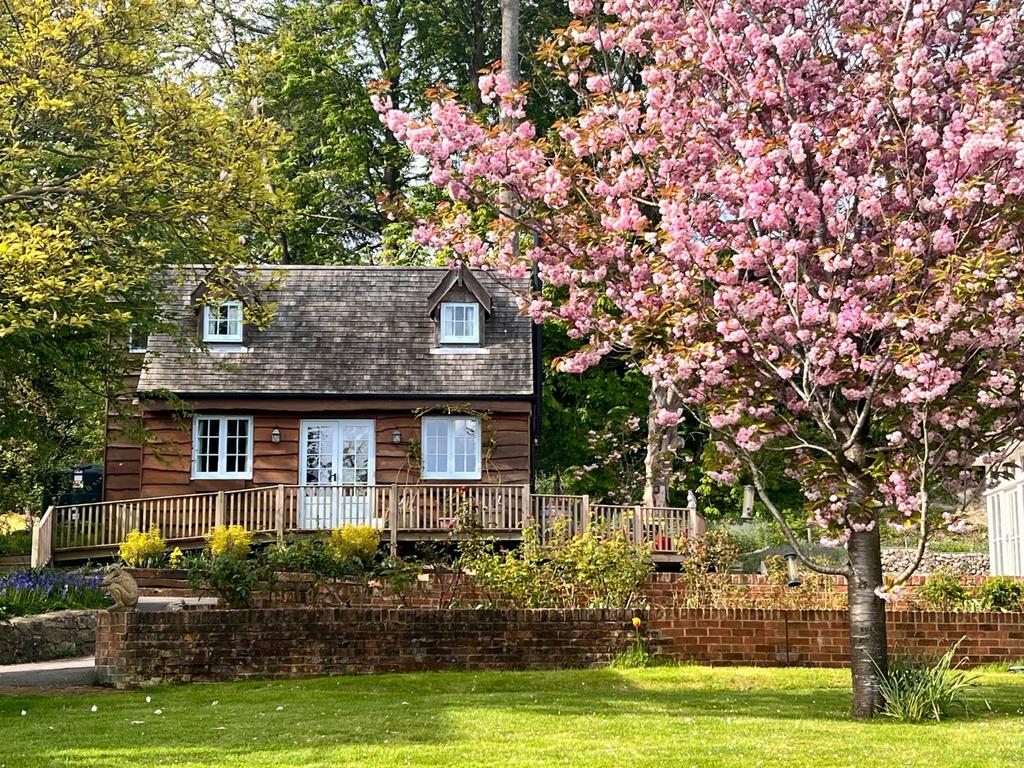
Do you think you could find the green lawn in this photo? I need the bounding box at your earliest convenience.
[1,667,1023,767]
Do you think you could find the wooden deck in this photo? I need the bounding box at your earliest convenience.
[31,484,705,567]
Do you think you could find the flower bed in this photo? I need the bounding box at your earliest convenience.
[0,569,111,620]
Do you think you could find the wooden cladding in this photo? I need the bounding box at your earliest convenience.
[128,406,531,498]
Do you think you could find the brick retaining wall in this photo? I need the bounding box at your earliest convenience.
[95,606,1024,687]
[95,607,637,687]
[648,608,1024,667]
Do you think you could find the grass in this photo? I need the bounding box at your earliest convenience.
[2,667,1023,767]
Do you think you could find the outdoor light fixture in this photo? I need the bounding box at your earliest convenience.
[784,552,801,588]
[741,484,755,520]
[392,429,402,444]
[271,427,281,444]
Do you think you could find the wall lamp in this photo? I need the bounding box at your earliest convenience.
[271,427,281,444]
[392,429,402,444]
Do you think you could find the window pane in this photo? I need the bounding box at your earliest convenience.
[197,418,219,474]
[225,418,249,473]
[423,419,449,475]
[453,418,479,474]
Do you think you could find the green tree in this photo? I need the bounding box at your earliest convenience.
[0,0,286,510]
[246,0,572,264]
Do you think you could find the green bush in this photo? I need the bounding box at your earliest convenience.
[917,570,968,611]
[266,536,363,580]
[0,529,31,556]
[978,577,1024,612]
[460,522,653,609]
[679,528,740,574]
[876,640,976,722]
[186,551,273,609]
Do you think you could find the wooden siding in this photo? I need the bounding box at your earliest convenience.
[103,372,143,501]
[135,405,531,498]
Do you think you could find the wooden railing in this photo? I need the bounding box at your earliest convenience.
[41,484,704,564]
[30,505,54,569]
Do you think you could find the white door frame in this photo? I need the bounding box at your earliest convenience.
[299,419,376,528]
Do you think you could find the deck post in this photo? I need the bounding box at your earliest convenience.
[580,494,590,535]
[275,484,286,543]
[389,483,399,557]
[521,483,532,534]
[215,491,226,528]
[633,504,643,546]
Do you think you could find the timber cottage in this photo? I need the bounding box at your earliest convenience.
[107,264,538,517]
[31,265,699,566]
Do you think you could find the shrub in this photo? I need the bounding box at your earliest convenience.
[327,526,380,564]
[118,526,166,568]
[205,525,254,558]
[978,577,1024,612]
[0,529,31,556]
[876,639,976,722]
[678,528,740,574]
[267,536,361,580]
[460,522,653,609]
[187,551,272,609]
[0,569,111,618]
[0,513,31,556]
[917,570,968,611]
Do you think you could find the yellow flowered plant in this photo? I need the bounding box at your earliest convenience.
[119,526,166,568]
[205,525,253,558]
[168,547,185,569]
[327,526,380,562]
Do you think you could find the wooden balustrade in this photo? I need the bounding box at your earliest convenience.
[30,506,54,569]
[41,483,704,564]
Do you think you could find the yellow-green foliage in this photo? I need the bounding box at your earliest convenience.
[205,525,254,558]
[119,527,166,568]
[169,547,185,569]
[327,526,380,562]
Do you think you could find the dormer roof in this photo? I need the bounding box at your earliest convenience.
[427,264,493,317]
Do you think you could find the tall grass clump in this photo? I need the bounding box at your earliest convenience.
[875,639,976,722]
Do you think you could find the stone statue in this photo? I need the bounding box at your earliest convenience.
[102,564,139,610]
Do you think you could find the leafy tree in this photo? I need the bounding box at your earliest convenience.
[382,0,1024,717]
[0,0,285,509]
[241,0,572,264]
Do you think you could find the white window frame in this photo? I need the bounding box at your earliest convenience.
[128,327,148,354]
[202,300,244,343]
[191,415,254,480]
[438,302,480,345]
[421,415,482,480]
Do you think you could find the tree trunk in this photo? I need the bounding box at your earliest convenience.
[500,0,521,91]
[847,525,887,718]
[643,381,679,508]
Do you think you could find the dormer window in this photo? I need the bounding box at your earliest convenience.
[203,300,243,343]
[439,302,479,345]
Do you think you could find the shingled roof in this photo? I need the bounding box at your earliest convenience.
[137,265,534,398]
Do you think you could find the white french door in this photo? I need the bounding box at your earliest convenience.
[299,420,375,528]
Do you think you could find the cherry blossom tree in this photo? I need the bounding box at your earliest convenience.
[378,0,1024,716]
